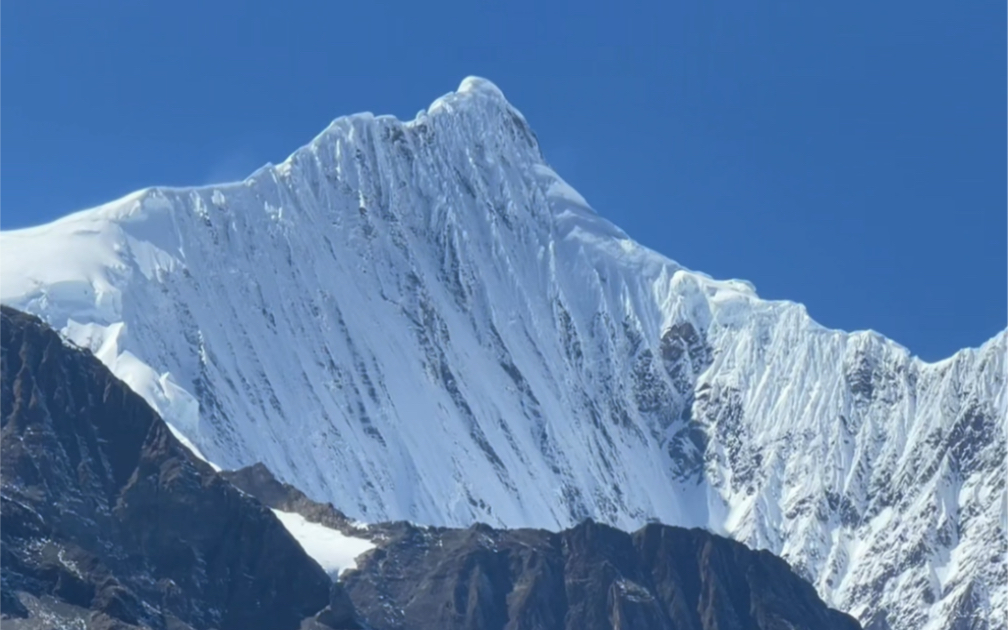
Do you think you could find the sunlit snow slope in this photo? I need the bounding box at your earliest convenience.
[271,509,374,580]
[2,77,1004,630]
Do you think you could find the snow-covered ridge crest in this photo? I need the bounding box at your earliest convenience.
[1,77,1004,630]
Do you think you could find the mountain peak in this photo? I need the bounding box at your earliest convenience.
[456,75,508,101]
[421,75,533,139]
[0,78,1004,630]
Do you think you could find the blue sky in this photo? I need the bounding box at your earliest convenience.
[2,1,1004,360]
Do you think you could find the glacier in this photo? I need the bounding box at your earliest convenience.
[1,76,1004,630]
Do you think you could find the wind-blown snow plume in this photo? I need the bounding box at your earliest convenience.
[2,77,1004,630]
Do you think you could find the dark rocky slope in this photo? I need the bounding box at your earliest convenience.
[229,462,863,630]
[342,520,862,630]
[0,306,336,630]
[222,462,358,533]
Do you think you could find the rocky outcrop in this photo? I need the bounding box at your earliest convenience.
[0,306,334,629]
[225,462,861,630]
[222,462,358,534]
[340,519,861,630]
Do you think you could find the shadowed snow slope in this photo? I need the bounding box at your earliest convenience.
[2,77,1005,630]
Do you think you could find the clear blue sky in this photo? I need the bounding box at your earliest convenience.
[2,1,1004,360]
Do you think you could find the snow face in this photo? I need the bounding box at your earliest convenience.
[271,510,375,579]
[2,76,1005,630]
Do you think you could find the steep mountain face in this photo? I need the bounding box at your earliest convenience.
[0,306,334,630]
[1,77,1004,629]
[0,312,858,630]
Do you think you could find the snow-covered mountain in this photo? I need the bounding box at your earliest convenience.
[1,77,1004,630]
